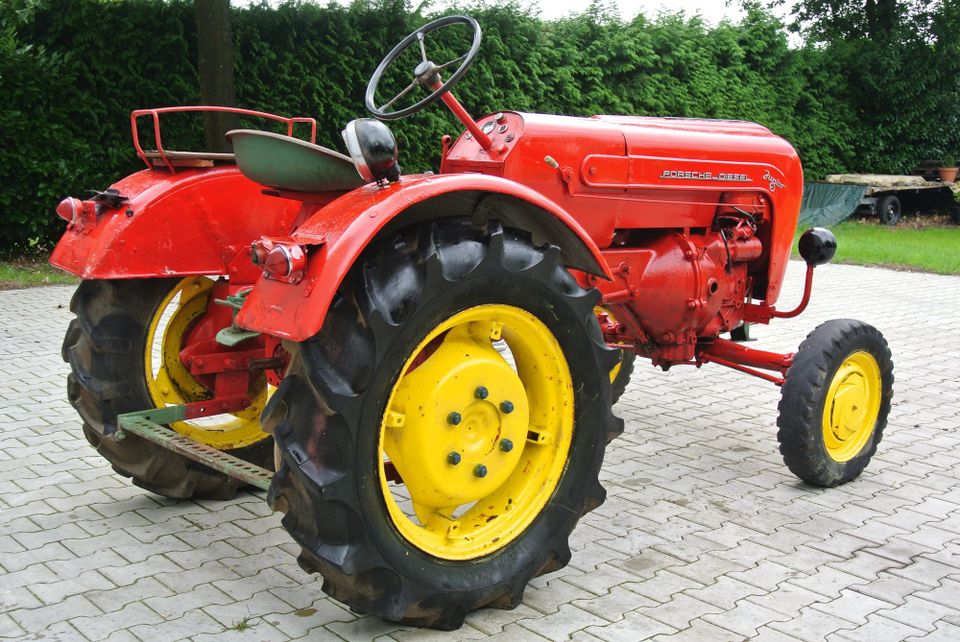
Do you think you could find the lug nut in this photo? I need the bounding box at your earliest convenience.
[473,464,488,478]
[447,411,462,425]
[499,438,514,452]
[475,386,489,400]
[447,452,462,465]
[499,400,514,414]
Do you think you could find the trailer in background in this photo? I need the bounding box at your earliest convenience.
[803,174,959,226]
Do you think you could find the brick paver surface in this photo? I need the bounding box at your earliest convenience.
[1,261,958,641]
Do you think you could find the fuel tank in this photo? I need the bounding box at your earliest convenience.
[441,112,803,304]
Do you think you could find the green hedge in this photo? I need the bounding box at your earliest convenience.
[2,0,958,252]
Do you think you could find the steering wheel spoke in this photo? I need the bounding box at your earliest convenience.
[417,31,428,62]
[437,54,468,73]
[380,79,421,112]
[365,15,482,121]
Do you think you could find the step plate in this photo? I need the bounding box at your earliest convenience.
[117,411,273,491]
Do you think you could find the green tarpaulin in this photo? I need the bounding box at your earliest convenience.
[798,182,866,228]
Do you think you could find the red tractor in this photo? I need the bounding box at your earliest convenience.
[52,16,893,630]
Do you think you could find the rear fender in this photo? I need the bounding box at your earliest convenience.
[237,173,610,341]
[50,167,309,281]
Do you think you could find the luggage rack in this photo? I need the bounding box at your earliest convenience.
[131,106,317,173]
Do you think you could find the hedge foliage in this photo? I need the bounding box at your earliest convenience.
[2,0,959,251]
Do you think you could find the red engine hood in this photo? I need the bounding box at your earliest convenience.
[443,111,803,303]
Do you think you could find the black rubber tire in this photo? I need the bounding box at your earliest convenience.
[777,319,893,487]
[877,194,902,225]
[611,351,635,404]
[63,279,274,500]
[263,219,623,629]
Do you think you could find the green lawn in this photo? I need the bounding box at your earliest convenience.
[796,217,960,275]
[0,259,79,290]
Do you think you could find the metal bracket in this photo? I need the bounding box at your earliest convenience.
[116,407,273,491]
[214,290,261,347]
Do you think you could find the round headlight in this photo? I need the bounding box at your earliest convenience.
[342,119,400,183]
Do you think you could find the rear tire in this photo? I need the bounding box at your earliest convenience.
[264,219,622,629]
[63,279,273,499]
[777,319,893,487]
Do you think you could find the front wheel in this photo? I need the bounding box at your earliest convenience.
[263,219,622,629]
[777,319,893,487]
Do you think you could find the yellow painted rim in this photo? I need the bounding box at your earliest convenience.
[378,304,574,560]
[144,277,270,450]
[822,350,882,462]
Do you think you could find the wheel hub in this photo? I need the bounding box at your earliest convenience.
[383,322,528,510]
[822,351,882,462]
[377,304,574,560]
[144,277,270,450]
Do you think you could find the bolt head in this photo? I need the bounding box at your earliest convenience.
[447,452,462,465]
[475,386,489,400]
[499,438,514,452]
[499,400,514,414]
[447,411,462,425]
[473,464,488,478]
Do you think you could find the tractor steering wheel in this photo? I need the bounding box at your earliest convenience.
[365,16,481,121]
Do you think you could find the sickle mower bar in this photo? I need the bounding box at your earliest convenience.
[116,404,273,491]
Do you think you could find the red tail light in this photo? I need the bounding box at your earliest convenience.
[56,197,82,225]
[251,239,307,283]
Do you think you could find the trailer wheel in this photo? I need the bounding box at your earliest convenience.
[63,278,274,499]
[264,219,622,629]
[877,194,902,225]
[777,319,893,487]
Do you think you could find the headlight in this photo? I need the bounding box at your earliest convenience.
[342,119,401,183]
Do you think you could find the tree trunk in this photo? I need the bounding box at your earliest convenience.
[196,0,239,153]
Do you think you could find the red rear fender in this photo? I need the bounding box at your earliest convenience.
[50,167,307,281]
[237,173,609,342]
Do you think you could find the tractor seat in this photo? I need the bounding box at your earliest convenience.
[226,129,364,192]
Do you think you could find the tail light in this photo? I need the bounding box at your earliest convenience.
[251,239,307,283]
[56,197,98,230]
[56,197,83,225]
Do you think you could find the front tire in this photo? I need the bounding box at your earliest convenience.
[263,219,622,629]
[777,319,893,487]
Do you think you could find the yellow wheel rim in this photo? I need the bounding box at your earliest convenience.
[821,351,882,462]
[144,277,270,450]
[378,304,574,560]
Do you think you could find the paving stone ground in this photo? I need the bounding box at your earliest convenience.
[1,261,958,641]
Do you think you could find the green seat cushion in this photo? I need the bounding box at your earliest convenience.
[226,129,364,192]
